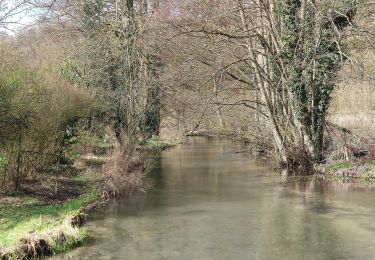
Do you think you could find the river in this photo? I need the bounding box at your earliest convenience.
[59,137,375,259]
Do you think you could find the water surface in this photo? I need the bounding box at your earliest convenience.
[61,137,375,260]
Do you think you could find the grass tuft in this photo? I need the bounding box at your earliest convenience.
[143,139,168,150]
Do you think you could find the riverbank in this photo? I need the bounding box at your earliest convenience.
[318,161,375,182]
[0,164,100,259]
[188,130,375,180]
[0,141,167,260]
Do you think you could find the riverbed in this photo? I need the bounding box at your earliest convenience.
[59,137,375,259]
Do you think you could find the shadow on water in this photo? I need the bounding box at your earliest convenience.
[56,137,375,260]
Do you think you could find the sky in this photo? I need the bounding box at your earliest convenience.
[0,0,39,35]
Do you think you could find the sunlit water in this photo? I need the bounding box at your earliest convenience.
[58,137,375,260]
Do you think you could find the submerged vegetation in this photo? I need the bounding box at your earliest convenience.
[0,0,375,258]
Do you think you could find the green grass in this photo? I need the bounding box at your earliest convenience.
[368,161,375,166]
[324,160,375,184]
[143,139,168,150]
[361,171,375,183]
[326,161,375,173]
[326,161,354,173]
[0,191,98,247]
[50,228,90,254]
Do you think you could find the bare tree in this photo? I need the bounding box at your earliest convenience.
[154,0,357,167]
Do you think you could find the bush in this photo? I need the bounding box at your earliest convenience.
[0,38,98,191]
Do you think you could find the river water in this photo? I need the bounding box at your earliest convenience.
[60,137,375,260]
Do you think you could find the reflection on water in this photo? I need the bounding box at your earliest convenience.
[58,137,375,260]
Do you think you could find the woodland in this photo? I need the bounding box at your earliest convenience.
[1,0,375,258]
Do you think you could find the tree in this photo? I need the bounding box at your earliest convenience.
[157,0,357,167]
[65,0,163,147]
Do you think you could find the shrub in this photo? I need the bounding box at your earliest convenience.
[0,39,98,191]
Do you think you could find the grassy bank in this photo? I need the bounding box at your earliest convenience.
[318,161,375,182]
[0,163,101,259]
[0,140,167,259]
[0,192,97,247]
[0,192,97,259]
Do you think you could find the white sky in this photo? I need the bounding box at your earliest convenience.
[0,0,39,35]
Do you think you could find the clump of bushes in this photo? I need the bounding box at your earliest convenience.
[0,39,98,192]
